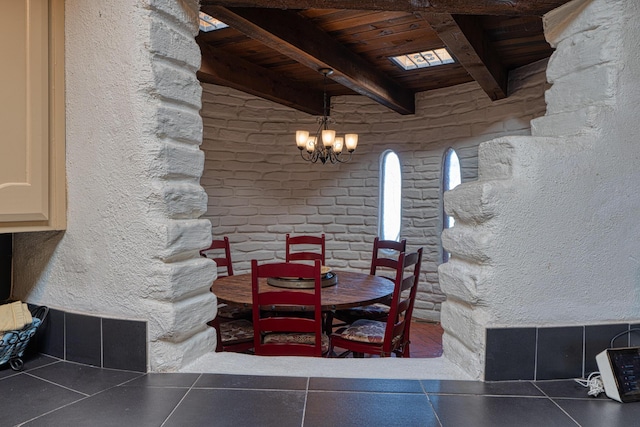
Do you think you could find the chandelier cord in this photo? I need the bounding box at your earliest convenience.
[322,71,329,128]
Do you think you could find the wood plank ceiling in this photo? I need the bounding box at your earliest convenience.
[198,0,572,116]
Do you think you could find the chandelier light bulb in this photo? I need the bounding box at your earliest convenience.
[296,130,309,149]
[333,137,344,154]
[322,129,335,147]
[306,137,316,153]
[345,134,358,152]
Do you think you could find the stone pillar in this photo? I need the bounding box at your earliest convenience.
[13,0,217,371]
[439,0,640,380]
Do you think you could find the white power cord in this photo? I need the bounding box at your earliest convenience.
[575,372,605,397]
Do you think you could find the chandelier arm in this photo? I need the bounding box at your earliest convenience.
[334,151,353,164]
[313,126,324,163]
[300,150,312,162]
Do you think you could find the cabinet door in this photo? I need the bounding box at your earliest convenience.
[0,0,65,231]
[0,1,48,222]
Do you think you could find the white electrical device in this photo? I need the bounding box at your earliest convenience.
[595,347,640,402]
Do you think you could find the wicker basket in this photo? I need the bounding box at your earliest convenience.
[0,305,48,371]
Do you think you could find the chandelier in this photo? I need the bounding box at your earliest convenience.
[295,68,358,164]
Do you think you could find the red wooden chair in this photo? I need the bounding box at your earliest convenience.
[285,234,326,265]
[332,238,407,325]
[329,248,423,358]
[251,259,328,357]
[202,237,253,353]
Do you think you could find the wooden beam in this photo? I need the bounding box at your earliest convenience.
[197,41,325,115]
[421,13,508,100]
[200,0,572,16]
[202,6,416,114]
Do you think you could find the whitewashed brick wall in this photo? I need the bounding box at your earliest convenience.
[200,59,548,321]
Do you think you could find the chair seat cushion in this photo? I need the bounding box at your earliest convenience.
[263,332,329,353]
[220,319,254,344]
[336,319,385,344]
[334,303,390,323]
[218,303,252,320]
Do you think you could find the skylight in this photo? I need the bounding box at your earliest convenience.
[390,48,454,71]
[199,12,228,32]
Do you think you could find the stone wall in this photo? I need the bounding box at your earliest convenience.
[200,59,548,322]
[440,0,640,379]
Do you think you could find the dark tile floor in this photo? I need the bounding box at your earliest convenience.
[2,353,640,426]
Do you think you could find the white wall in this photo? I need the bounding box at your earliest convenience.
[12,0,216,371]
[440,0,640,379]
[200,60,549,322]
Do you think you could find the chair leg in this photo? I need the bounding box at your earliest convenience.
[394,341,410,358]
[208,317,223,353]
[324,311,334,335]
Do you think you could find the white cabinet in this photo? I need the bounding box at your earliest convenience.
[0,0,65,232]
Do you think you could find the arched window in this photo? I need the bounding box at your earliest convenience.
[379,151,402,242]
[442,148,461,262]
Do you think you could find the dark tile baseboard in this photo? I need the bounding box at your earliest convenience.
[30,307,147,373]
[485,322,640,381]
[0,234,12,301]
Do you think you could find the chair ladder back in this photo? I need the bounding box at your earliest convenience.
[286,234,326,265]
[251,260,324,357]
[201,236,234,276]
[370,237,407,275]
[383,248,423,356]
[259,316,317,335]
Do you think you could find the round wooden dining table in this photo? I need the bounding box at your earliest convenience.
[210,270,394,311]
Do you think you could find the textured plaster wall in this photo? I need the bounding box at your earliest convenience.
[440,0,640,379]
[200,60,548,322]
[12,0,216,371]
